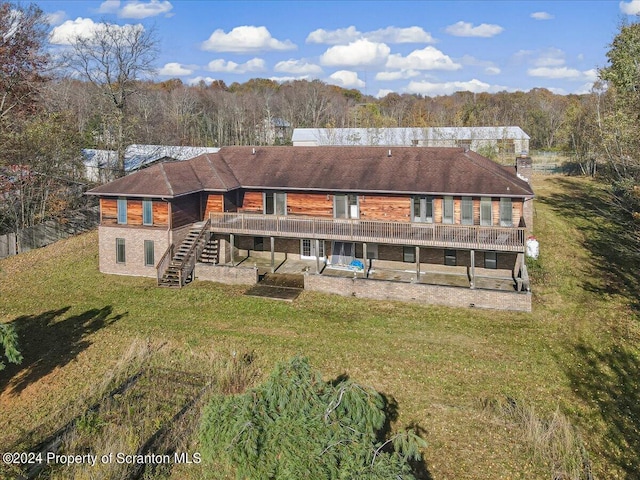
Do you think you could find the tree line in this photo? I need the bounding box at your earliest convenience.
[0,2,639,239]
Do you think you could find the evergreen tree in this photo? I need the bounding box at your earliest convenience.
[200,356,426,479]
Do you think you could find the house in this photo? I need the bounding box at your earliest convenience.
[292,127,530,157]
[86,146,534,311]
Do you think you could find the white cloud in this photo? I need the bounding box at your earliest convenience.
[306,26,360,44]
[376,89,395,98]
[327,70,365,88]
[620,0,640,14]
[406,78,510,95]
[583,69,598,82]
[270,75,312,83]
[50,17,99,44]
[45,10,66,26]
[120,1,173,19]
[485,66,501,75]
[50,18,144,45]
[187,76,218,86]
[386,46,461,71]
[531,11,554,20]
[445,21,504,37]
[98,0,120,13]
[574,82,596,95]
[320,39,390,67]
[459,54,500,74]
[159,62,192,76]
[532,47,566,67]
[97,0,173,18]
[527,67,585,80]
[365,26,435,44]
[307,25,435,45]
[375,69,420,81]
[201,26,295,53]
[206,58,266,74]
[546,87,568,95]
[274,59,323,75]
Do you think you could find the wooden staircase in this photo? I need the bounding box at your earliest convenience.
[157,220,216,288]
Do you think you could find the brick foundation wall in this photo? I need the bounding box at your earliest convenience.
[304,274,531,312]
[99,225,169,277]
[195,264,258,285]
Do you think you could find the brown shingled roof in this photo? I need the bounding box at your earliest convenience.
[87,146,533,198]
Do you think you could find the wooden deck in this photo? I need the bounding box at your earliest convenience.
[209,212,525,252]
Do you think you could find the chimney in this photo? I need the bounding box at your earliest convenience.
[515,154,532,184]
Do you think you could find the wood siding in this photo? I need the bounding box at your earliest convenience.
[171,193,200,228]
[359,195,410,222]
[100,198,117,224]
[287,193,333,217]
[240,191,263,213]
[204,194,224,218]
[100,198,168,227]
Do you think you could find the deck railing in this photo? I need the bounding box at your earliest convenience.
[209,212,525,252]
[156,244,174,286]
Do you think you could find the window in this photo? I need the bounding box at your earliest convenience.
[117,198,127,224]
[411,196,433,223]
[301,239,325,258]
[116,238,126,263]
[264,192,286,215]
[461,197,473,225]
[485,251,497,269]
[334,194,359,219]
[142,199,153,225]
[443,196,454,224]
[403,246,416,263]
[500,198,512,227]
[444,249,457,266]
[480,197,492,226]
[144,240,154,266]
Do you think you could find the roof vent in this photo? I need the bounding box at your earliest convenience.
[388,149,392,157]
[252,148,256,155]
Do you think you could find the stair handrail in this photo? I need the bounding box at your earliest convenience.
[156,244,175,286]
[177,218,211,287]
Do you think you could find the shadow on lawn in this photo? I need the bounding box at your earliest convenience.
[538,177,640,311]
[0,306,126,396]
[565,341,640,478]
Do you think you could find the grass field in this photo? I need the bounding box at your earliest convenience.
[1,174,639,479]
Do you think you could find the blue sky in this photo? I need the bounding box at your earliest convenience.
[42,0,640,97]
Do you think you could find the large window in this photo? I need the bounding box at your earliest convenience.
[480,197,492,226]
[142,199,153,225]
[264,192,286,215]
[117,198,127,224]
[411,196,433,223]
[144,240,154,266]
[461,197,473,225]
[334,194,359,219]
[116,238,126,263]
[500,198,512,227]
[443,196,454,224]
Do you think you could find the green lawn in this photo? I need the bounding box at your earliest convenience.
[1,175,639,479]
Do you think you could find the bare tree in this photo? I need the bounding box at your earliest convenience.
[65,22,158,176]
[0,2,49,129]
